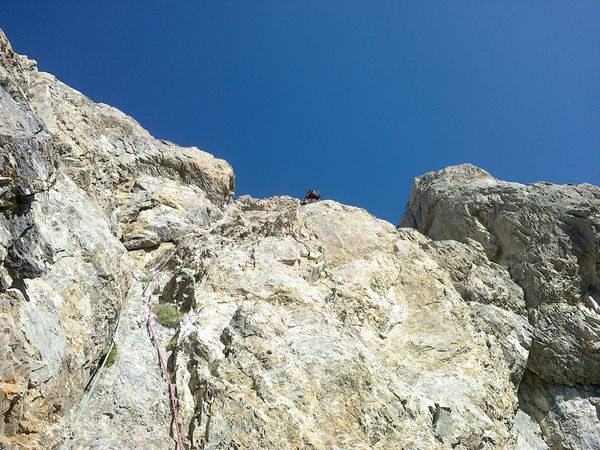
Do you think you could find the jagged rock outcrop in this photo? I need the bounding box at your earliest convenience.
[1,28,597,450]
[1,31,129,448]
[157,196,531,449]
[0,29,232,449]
[402,164,600,449]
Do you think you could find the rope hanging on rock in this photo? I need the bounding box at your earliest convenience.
[60,317,121,450]
[146,247,185,450]
[60,224,214,449]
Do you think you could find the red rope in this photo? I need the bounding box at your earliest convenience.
[146,247,184,450]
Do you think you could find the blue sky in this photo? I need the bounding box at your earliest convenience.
[3,2,599,223]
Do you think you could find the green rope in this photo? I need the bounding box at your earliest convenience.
[60,317,121,450]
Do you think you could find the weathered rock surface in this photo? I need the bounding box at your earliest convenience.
[65,261,174,449]
[402,164,600,449]
[1,27,597,450]
[1,31,130,448]
[162,196,531,449]
[0,29,232,449]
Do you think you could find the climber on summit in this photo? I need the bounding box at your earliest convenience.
[303,189,321,204]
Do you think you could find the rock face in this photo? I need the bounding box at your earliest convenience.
[0,29,597,450]
[402,164,600,449]
[167,196,531,449]
[0,29,233,449]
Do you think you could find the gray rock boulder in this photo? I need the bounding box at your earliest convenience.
[402,163,600,449]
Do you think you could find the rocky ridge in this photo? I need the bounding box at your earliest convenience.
[402,164,600,449]
[0,29,232,449]
[1,30,598,449]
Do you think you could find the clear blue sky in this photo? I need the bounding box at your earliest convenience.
[3,2,599,223]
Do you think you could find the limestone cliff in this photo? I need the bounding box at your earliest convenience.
[0,30,597,450]
[402,164,600,449]
[0,29,233,449]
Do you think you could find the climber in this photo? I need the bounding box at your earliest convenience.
[302,189,321,204]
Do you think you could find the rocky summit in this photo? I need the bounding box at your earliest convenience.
[0,30,598,450]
